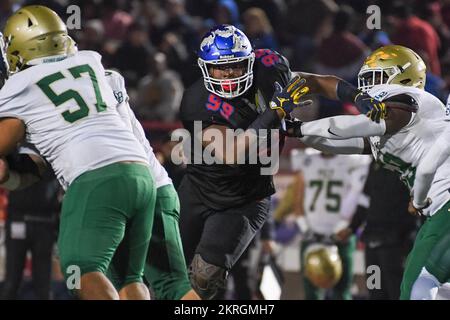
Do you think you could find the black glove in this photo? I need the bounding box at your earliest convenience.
[337,80,386,123]
[269,76,310,117]
[354,92,387,123]
[283,117,303,137]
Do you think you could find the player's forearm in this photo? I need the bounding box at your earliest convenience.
[300,115,385,140]
[300,136,365,154]
[295,72,341,100]
[225,109,283,163]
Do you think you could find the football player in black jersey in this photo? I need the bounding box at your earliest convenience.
[178,24,309,299]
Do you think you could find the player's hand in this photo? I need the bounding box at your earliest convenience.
[354,92,387,123]
[270,76,311,117]
[261,240,276,255]
[408,197,432,216]
[334,227,352,243]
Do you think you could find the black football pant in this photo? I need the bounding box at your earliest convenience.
[365,243,407,300]
[178,180,271,271]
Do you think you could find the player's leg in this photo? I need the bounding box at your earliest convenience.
[411,231,450,299]
[189,198,271,300]
[332,235,356,300]
[179,177,208,266]
[116,163,156,300]
[426,231,450,285]
[229,245,254,299]
[58,163,144,300]
[400,200,450,299]
[300,240,325,300]
[144,184,198,300]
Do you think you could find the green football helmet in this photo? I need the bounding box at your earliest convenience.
[3,5,72,74]
[358,45,426,92]
[303,244,343,289]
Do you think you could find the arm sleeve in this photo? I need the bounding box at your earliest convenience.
[301,115,386,140]
[413,126,450,206]
[300,136,365,154]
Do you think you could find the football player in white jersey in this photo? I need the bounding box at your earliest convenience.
[103,69,200,300]
[291,148,371,299]
[283,45,450,299]
[408,104,450,299]
[0,6,156,300]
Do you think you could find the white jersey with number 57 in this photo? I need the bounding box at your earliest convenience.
[0,50,148,189]
[368,84,450,216]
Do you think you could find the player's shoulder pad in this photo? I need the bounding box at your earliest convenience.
[0,72,28,97]
[254,49,290,69]
[369,84,422,112]
[384,93,419,113]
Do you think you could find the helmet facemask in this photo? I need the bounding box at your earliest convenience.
[358,64,410,92]
[198,53,255,99]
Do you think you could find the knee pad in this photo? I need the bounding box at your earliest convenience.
[411,267,440,300]
[189,254,228,300]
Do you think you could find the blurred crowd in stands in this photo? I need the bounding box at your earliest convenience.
[1,0,448,125]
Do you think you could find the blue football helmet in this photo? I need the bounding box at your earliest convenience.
[0,32,9,87]
[198,24,255,99]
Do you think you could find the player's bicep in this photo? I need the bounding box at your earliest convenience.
[0,118,25,156]
[384,106,412,135]
[382,93,417,134]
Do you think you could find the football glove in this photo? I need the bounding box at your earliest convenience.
[282,117,304,137]
[354,92,387,123]
[270,76,310,117]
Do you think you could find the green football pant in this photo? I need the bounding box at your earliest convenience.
[58,162,156,288]
[400,200,450,299]
[108,184,191,299]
